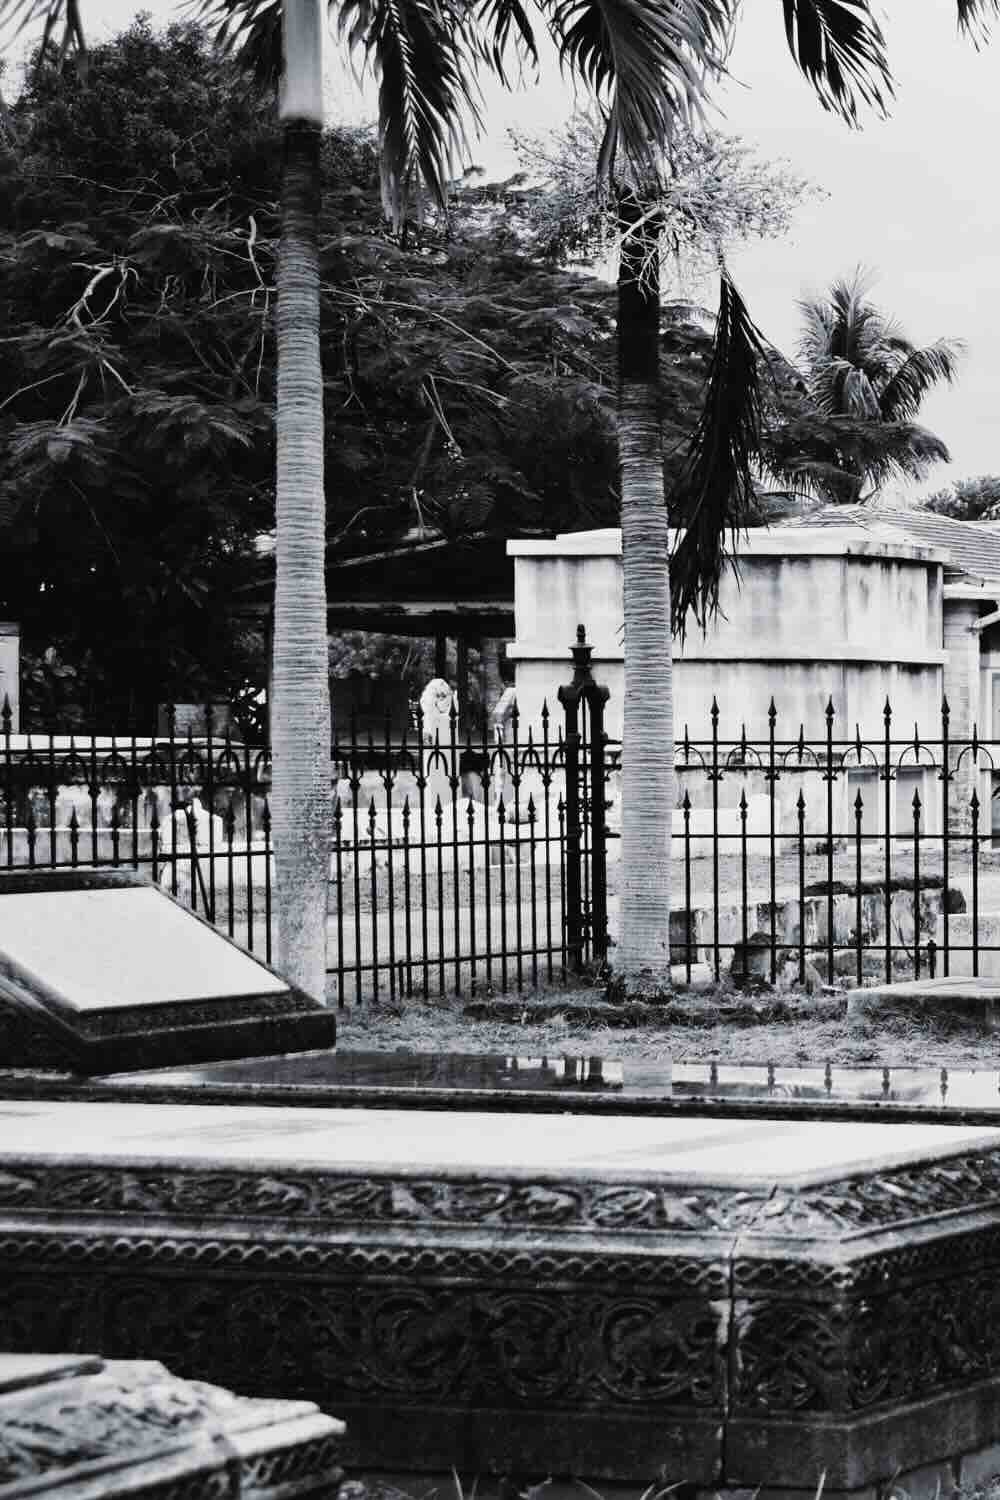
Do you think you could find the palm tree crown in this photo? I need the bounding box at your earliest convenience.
[779,268,963,503]
[797,268,963,424]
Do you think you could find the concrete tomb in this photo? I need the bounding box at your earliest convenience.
[5,1101,1000,1497]
[0,870,336,1072]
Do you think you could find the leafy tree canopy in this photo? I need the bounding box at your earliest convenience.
[0,15,625,724]
[4,16,926,722]
[5,13,798,721]
[922,475,1000,522]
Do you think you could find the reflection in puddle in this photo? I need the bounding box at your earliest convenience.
[100,1050,1000,1117]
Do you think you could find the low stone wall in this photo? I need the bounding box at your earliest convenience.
[670,876,961,976]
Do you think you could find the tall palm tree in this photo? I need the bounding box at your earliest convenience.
[514,113,812,988]
[615,186,674,986]
[268,0,330,999]
[2,0,995,998]
[787,267,962,503]
[212,0,736,1003]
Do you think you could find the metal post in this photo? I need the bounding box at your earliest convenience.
[587,677,609,963]
[559,661,583,973]
[558,625,611,971]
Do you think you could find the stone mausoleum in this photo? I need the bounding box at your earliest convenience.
[508,508,1000,842]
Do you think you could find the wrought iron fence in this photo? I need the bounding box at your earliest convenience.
[8,650,993,1000]
[0,632,615,1004]
[675,695,999,987]
[328,627,614,1004]
[0,698,275,960]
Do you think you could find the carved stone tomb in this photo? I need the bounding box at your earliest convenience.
[0,1351,344,1500]
[3,1103,1000,1497]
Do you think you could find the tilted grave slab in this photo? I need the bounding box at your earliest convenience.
[3,1104,1000,1497]
[0,871,335,1071]
[0,1351,345,1500]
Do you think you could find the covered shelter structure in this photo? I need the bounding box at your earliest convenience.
[236,530,518,736]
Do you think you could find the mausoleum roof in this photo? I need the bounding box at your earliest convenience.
[781,504,1000,586]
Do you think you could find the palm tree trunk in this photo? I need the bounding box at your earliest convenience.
[615,190,673,990]
[271,115,330,1002]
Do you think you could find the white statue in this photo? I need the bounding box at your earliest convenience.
[419,677,457,745]
[419,677,457,809]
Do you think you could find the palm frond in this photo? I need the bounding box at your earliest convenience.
[182,0,282,89]
[473,0,539,86]
[793,268,960,434]
[878,337,965,420]
[188,0,481,224]
[0,0,55,45]
[806,355,874,415]
[764,454,864,504]
[340,0,482,224]
[865,420,951,475]
[957,0,1000,42]
[781,0,892,122]
[669,268,767,637]
[835,361,880,417]
[547,0,734,182]
[797,272,892,378]
[795,295,835,370]
[762,401,951,503]
[0,0,87,77]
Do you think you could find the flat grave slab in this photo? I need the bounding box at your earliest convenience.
[5,1100,1000,1497]
[1,1097,996,1177]
[0,870,335,1071]
[0,1350,344,1500]
[0,887,289,1009]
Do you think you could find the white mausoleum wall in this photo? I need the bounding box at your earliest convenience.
[508,528,947,744]
[508,528,954,839]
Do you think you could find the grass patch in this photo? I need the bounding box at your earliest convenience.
[336,980,1000,1066]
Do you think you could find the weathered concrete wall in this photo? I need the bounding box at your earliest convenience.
[509,528,957,833]
[509,528,947,743]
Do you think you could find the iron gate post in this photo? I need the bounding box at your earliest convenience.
[558,626,611,970]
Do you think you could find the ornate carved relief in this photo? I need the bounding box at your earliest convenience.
[847,1274,1000,1411]
[0,1161,773,1233]
[734,1301,849,1413]
[0,1232,728,1295]
[0,1012,78,1070]
[5,1150,1000,1237]
[734,1266,1000,1417]
[0,1274,726,1413]
[0,1365,306,1485]
[756,1153,1000,1234]
[68,990,310,1039]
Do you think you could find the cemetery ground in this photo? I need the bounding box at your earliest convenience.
[327,842,1000,1059]
[335,976,1000,1067]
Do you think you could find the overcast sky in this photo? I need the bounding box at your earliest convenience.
[5,0,996,495]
